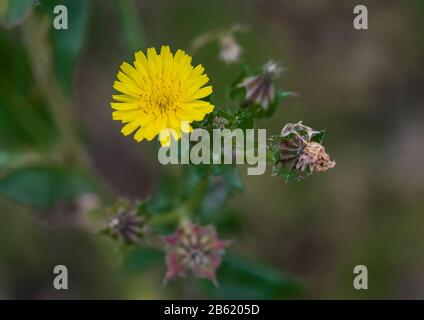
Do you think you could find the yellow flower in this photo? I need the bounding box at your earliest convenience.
[111,46,214,146]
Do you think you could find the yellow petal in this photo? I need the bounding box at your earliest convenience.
[120,62,146,89]
[143,120,157,141]
[112,94,139,103]
[134,126,147,142]
[134,50,149,72]
[113,81,141,97]
[155,115,168,133]
[121,121,140,136]
[188,86,213,101]
[111,102,139,110]
[191,64,205,78]
[113,110,143,123]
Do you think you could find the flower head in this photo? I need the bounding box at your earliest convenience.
[163,222,230,285]
[111,46,214,146]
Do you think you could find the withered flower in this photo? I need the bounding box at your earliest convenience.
[276,122,335,176]
[238,61,283,110]
[107,202,149,244]
[296,142,336,172]
[278,132,306,170]
[163,221,231,285]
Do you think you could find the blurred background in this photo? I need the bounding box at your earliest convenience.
[0,0,423,299]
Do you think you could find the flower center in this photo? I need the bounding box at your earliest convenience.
[185,248,209,269]
[148,79,181,114]
[157,95,170,110]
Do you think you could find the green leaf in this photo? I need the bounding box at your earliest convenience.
[115,0,146,52]
[259,90,293,118]
[123,247,164,275]
[202,254,304,299]
[213,164,244,192]
[0,165,95,208]
[42,0,91,94]
[0,0,35,28]
[146,172,181,213]
[310,130,325,144]
[184,164,210,196]
[232,109,254,130]
[0,20,56,149]
[184,164,243,217]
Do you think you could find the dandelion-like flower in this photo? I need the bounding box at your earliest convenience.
[163,222,230,285]
[111,46,214,146]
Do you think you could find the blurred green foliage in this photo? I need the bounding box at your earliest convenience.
[0,165,94,208]
[0,0,423,300]
[42,0,91,94]
[0,0,35,28]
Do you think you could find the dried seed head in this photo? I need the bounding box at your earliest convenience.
[107,203,149,244]
[296,142,336,172]
[238,61,283,110]
[274,122,335,179]
[163,222,230,285]
[278,133,306,170]
[219,35,242,64]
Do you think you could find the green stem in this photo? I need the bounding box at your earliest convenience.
[149,165,214,226]
[149,208,185,226]
[185,165,213,215]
